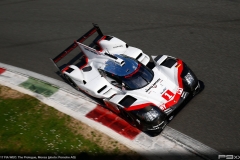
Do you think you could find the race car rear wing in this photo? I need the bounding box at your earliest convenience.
[50,23,103,71]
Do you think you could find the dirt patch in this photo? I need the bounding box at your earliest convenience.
[0,85,25,99]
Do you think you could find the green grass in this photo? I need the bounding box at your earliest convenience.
[0,95,105,156]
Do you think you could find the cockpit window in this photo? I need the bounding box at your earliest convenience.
[120,63,154,90]
[102,54,154,90]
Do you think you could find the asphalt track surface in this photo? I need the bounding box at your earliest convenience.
[0,0,239,155]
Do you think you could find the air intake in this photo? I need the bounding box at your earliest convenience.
[97,85,107,93]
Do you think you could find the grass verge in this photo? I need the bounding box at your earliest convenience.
[0,85,145,160]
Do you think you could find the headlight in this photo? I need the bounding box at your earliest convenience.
[142,108,159,122]
[184,72,195,85]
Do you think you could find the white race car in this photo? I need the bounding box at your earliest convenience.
[51,24,203,135]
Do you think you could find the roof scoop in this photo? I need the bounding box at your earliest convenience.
[105,52,125,66]
[115,58,125,66]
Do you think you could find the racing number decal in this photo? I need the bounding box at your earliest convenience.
[162,90,174,101]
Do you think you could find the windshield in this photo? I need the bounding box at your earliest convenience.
[120,63,154,90]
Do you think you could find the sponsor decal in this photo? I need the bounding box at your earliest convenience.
[159,104,166,110]
[181,91,187,99]
[164,108,173,113]
[113,45,123,48]
[177,88,183,95]
[160,87,166,94]
[145,78,162,92]
[162,90,174,101]
[152,85,157,88]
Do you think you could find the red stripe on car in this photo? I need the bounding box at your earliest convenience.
[61,65,70,73]
[125,63,141,78]
[163,60,184,110]
[125,102,156,111]
[97,36,106,52]
[79,55,89,69]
